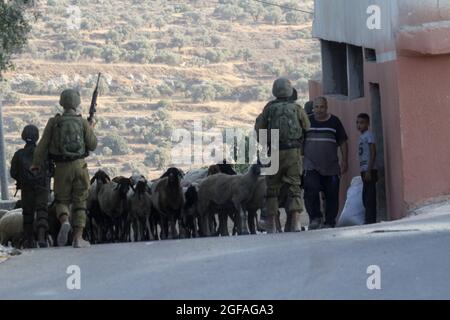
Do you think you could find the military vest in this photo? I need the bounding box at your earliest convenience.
[49,113,86,161]
[267,101,304,147]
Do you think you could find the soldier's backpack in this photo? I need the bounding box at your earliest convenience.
[17,147,47,187]
[50,114,86,161]
[267,101,303,144]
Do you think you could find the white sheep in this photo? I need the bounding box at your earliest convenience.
[0,209,23,248]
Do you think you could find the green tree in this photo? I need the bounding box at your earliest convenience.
[0,0,36,79]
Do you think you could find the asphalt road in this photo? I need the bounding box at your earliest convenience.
[1,205,450,300]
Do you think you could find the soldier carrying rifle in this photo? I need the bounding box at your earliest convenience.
[30,74,100,248]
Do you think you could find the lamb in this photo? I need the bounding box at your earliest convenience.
[151,167,184,240]
[0,209,23,248]
[197,164,261,237]
[127,176,152,242]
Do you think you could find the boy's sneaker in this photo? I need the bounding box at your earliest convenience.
[57,222,71,247]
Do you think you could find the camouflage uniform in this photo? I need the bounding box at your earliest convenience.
[255,78,310,232]
[32,90,97,231]
[10,125,51,247]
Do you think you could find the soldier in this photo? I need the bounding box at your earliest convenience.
[31,89,98,248]
[255,78,310,233]
[10,125,52,248]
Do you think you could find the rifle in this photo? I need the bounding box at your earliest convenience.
[88,73,101,124]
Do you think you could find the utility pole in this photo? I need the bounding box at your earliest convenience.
[0,95,10,200]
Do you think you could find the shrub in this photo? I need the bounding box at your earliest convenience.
[264,8,283,25]
[156,99,173,109]
[101,46,123,63]
[190,84,217,102]
[144,148,171,170]
[102,135,131,155]
[157,83,174,97]
[142,86,160,99]
[102,147,113,156]
[153,52,182,66]
[238,86,271,102]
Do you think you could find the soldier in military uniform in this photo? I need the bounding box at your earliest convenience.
[255,78,310,233]
[10,125,52,248]
[31,89,97,248]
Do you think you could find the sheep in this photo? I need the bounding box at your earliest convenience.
[0,210,8,221]
[244,177,266,235]
[0,209,23,248]
[127,176,152,242]
[180,185,199,238]
[87,170,111,243]
[197,164,261,237]
[97,176,135,242]
[181,168,208,188]
[151,167,185,240]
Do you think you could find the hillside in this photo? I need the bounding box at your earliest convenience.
[1,0,320,182]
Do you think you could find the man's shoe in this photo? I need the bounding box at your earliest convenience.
[308,218,321,230]
[57,222,71,247]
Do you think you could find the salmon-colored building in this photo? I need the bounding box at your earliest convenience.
[309,0,450,220]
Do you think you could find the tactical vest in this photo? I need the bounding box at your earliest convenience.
[267,101,304,148]
[49,113,86,161]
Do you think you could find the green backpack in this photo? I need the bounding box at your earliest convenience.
[267,101,303,144]
[51,114,86,160]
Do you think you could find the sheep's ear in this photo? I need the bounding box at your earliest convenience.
[90,176,96,185]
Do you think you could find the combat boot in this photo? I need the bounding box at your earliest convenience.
[37,227,48,248]
[289,211,302,232]
[284,212,292,232]
[22,224,36,249]
[72,227,90,248]
[57,221,71,247]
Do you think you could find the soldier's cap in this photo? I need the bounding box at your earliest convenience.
[272,78,294,98]
[59,89,81,110]
[21,124,39,144]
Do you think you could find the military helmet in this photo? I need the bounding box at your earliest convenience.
[272,78,294,99]
[59,89,81,110]
[21,124,39,144]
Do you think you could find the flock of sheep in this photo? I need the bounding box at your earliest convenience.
[0,163,299,248]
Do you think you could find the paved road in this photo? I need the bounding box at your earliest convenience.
[1,205,450,300]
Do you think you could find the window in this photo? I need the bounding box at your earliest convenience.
[321,40,365,99]
[364,48,377,62]
[347,44,364,99]
[321,40,348,96]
